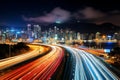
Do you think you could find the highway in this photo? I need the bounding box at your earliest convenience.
[0,45,64,80]
[0,45,49,70]
[0,44,120,80]
[62,47,76,80]
[62,45,120,80]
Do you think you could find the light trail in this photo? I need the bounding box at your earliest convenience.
[0,45,48,70]
[61,45,119,80]
[0,45,64,80]
[0,44,119,80]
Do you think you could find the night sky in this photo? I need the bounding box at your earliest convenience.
[0,0,120,27]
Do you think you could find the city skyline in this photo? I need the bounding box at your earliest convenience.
[0,24,119,43]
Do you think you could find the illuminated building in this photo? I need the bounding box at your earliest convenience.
[33,24,41,39]
[27,24,32,38]
[69,31,73,41]
[77,32,81,40]
[96,32,100,39]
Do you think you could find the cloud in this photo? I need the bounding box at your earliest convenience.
[74,7,106,19]
[23,6,120,26]
[74,7,120,26]
[23,7,71,23]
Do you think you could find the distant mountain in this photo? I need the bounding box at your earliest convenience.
[47,22,120,34]
[98,23,120,34]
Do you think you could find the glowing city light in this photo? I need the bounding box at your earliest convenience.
[55,20,61,24]
[17,31,21,34]
[10,29,15,32]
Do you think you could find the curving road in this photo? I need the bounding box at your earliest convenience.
[0,45,64,80]
[62,45,120,80]
[62,47,76,80]
[0,44,120,80]
[0,45,49,70]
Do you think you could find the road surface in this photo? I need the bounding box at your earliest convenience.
[62,45,119,80]
[0,44,119,80]
[0,45,64,80]
[0,45,49,70]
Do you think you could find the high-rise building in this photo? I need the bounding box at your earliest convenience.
[27,24,32,38]
[54,26,57,34]
[27,24,31,31]
[96,32,100,39]
[0,30,2,36]
[69,31,73,41]
[77,32,81,40]
[33,24,41,39]
[89,33,94,40]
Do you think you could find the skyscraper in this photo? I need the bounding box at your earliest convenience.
[27,24,32,38]
[33,24,41,39]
